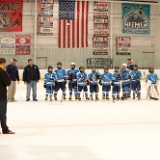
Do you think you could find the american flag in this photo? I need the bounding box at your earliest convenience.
[58,1,89,48]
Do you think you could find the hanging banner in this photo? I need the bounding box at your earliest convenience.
[0,35,15,54]
[0,0,23,32]
[116,37,131,55]
[37,0,54,36]
[122,3,150,34]
[93,2,109,55]
[15,35,31,55]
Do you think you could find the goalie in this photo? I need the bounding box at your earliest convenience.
[146,68,159,100]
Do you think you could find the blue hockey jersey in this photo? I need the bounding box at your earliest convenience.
[131,70,142,83]
[146,73,158,84]
[67,68,79,83]
[77,72,88,86]
[100,72,112,86]
[112,72,120,86]
[44,72,58,86]
[54,68,67,82]
[88,71,100,85]
[119,68,130,85]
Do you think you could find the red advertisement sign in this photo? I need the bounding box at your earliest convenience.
[15,35,30,55]
[0,0,23,32]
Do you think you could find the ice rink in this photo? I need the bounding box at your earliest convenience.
[1,81,160,160]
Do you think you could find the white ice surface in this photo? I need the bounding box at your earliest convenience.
[0,81,160,160]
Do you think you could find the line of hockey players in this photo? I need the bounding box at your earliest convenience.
[43,60,159,101]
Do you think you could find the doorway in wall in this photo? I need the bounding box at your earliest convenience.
[36,57,47,69]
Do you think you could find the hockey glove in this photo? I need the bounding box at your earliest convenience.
[43,84,46,88]
[111,82,114,86]
[64,80,67,85]
[96,74,100,80]
[117,74,121,80]
[99,80,102,86]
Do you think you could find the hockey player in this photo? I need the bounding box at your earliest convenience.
[146,68,159,100]
[100,67,112,100]
[54,62,67,100]
[131,64,142,100]
[44,66,57,101]
[67,62,79,100]
[111,66,121,100]
[88,66,100,100]
[119,63,130,100]
[77,66,89,100]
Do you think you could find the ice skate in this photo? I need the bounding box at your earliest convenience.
[75,95,78,100]
[69,96,72,100]
[121,94,125,100]
[78,96,81,101]
[86,96,90,100]
[63,95,66,100]
[106,95,110,100]
[112,95,116,100]
[133,93,135,100]
[102,96,106,100]
[117,95,120,100]
[54,95,57,101]
[90,96,94,101]
[95,96,99,101]
[45,96,48,101]
[50,95,52,102]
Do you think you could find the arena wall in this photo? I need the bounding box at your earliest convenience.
[1,1,160,69]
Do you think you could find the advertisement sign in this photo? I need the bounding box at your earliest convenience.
[15,35,31,55]
[93,2,109,55]
[0,36,15,54]
[37,0,54,36]
[122,3,150,34]
[116,37,131,55]
[0,0,23,32]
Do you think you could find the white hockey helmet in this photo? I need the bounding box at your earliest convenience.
[121,63,127,68]
[70,62,75,66]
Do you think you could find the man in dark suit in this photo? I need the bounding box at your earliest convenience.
[0,58,15,134]
[23,59,40,101]
[127,58,135,71]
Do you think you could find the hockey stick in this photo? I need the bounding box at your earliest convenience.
[50,84,53,102]
[143,71,148,99]
[112,87,115,103]
[83,84,86,102]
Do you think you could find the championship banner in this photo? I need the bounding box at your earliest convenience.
[116,37,131,55]
[122,3,150,34]
[15,35,31,55]
[93,2,109,55]
[0,0,23,32]
[37,0,54,36]
[0,35,15,54]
